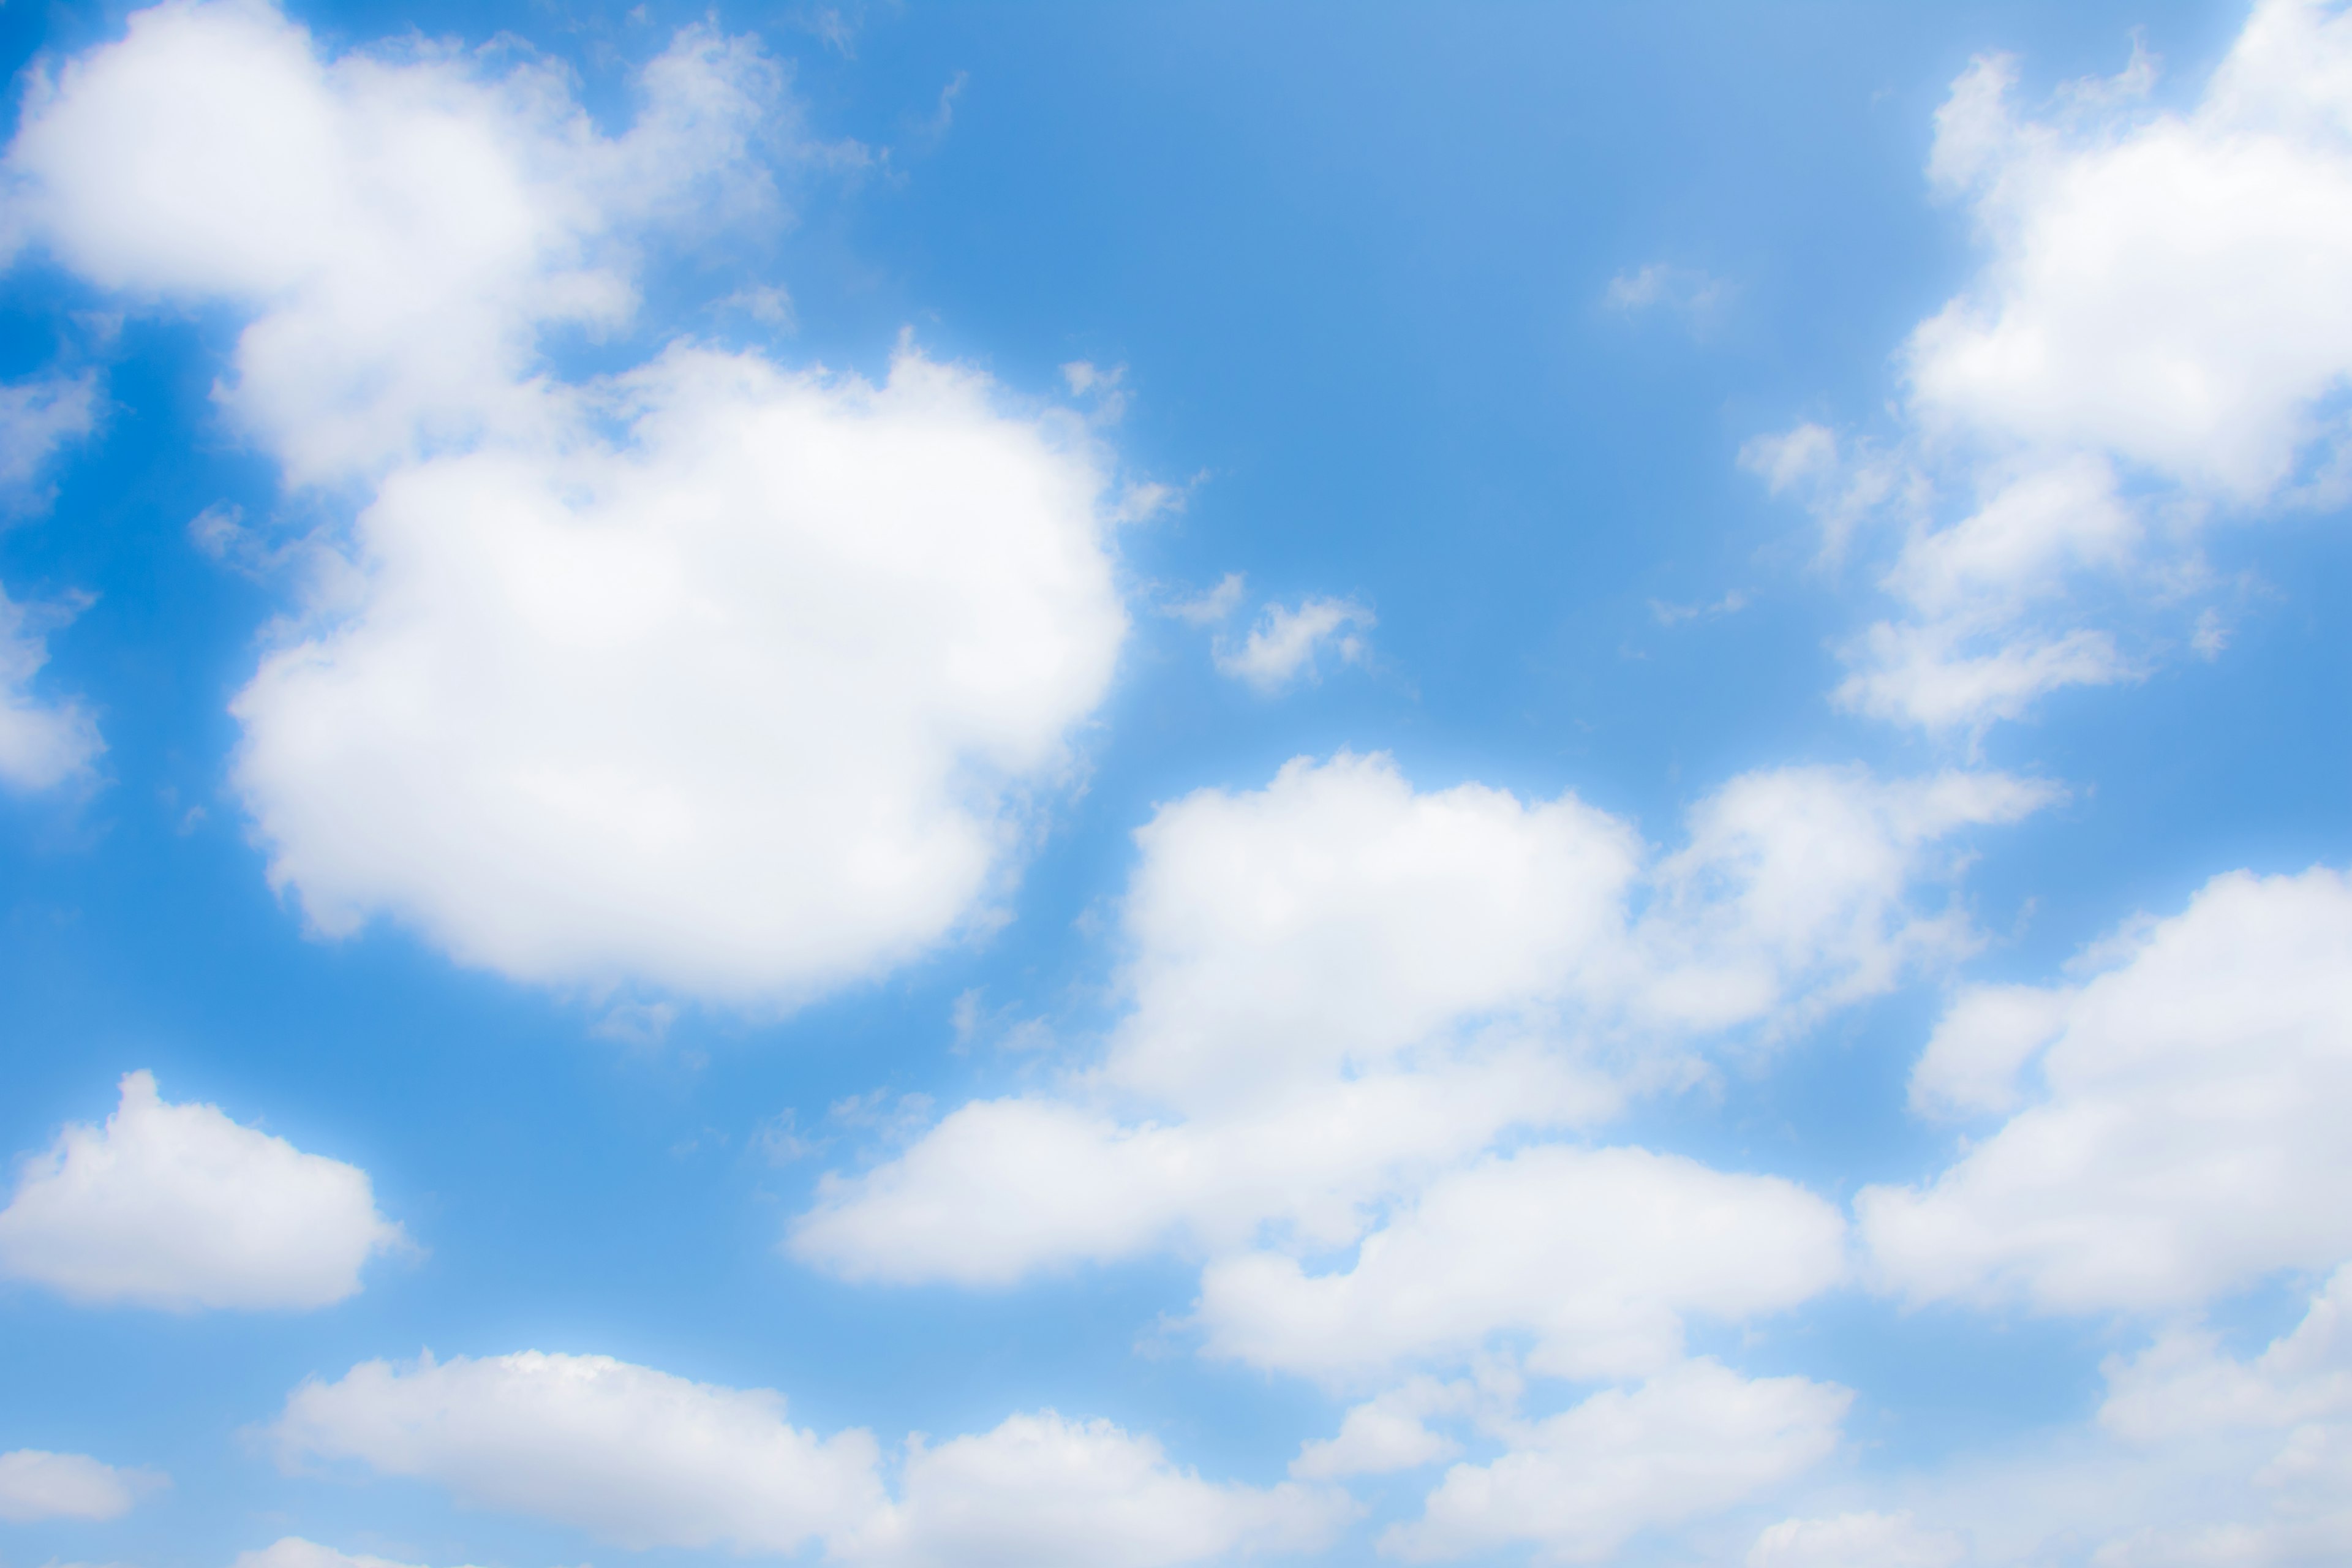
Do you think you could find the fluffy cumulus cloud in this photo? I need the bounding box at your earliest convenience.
[788,751,2034,1559]
[0,1071,404,1310]
[1754,0,2352,730]
[794,751,2045,1289]
[1861,865,2352,1313]
[272,1351,1337,1567]
[1746,1512,1963,1568]
[1,0,1131,1004]
[0,1447,162,1522]
[1382,1360,1851,1563]
[1213,595,1374,692]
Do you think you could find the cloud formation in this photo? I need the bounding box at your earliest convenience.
[794,752,2044,1292]
[0,1071,404,1310]
[1755,0,2352,730]
[2,0,1131,1005]
[0,1447,162,1522]
[272,1350,1342,1567]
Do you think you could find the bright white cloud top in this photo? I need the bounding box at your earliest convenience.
[0,1071,404,1310]
[2,0,1129,1004]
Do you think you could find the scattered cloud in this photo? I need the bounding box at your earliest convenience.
[1382,1359,1850,1562]
[0,583,100,792]
[1755,0,2352,729]
[0,1071,405,1310]
[0,368,97,507]
[1649,589,1747,627]
[0,1448,164,1523]
[1605,262,1730,323]
[1212,596,1374,692]
[1747,1512,1964,1568]
[791,753,2044,1291]
[4,1,1132,1006]
[1164,572,1245,627]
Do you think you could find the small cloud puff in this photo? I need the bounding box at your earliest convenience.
[0,1071,406,1310]
[1213,596,1374,693]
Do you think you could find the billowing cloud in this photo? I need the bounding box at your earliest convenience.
[1755,0,2352,729]
[0,1071,404,1310]
[2,1,1131,1005]
[1861,866,2352,1313]
[1194,1145,1847,1384]
[1212,595,1373,692]
[271,1351,1337,1568]
[1381,1360,1851,1563]
[0,1447,163,1522]
[794,752,2045,1291]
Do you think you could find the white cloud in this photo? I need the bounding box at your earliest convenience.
[837,1411,1350,1568]
[1213,596,1373,692]
[4,1,1129,1006]
[1606,262,1728,322]
[1757,0,2352,729]
[0,1448,162,1522]
[1861,866,2352,1313]
[272,1350,885,1555]
[1164,571,1245,626]
[1195,1144,1846,1383]
[232,1542,483,1568]
[0,583,100,791]
[228,341,1125,1005]
[0,1071,404,1310]
[1747,1511,1964,1568]
[794,753,2039,1298]
[1290,1377,1485,1480]
[0,367,97,500]
[272,1352,1335,1568]
[1382,1360,1851,1562]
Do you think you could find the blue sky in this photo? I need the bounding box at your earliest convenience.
[2,2,2350,1566]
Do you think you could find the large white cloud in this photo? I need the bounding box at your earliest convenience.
[1861,866,2352,1313]
[0,1071,404,1310]
[1755,0,2352,730]
[1194,1144,1846,1384]
[2,0,1131,1004]
[271,1350,1337,1567]
[1381,1359,1851,1563]
[794,752,2045,1289]
[0,1447,162,1522]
